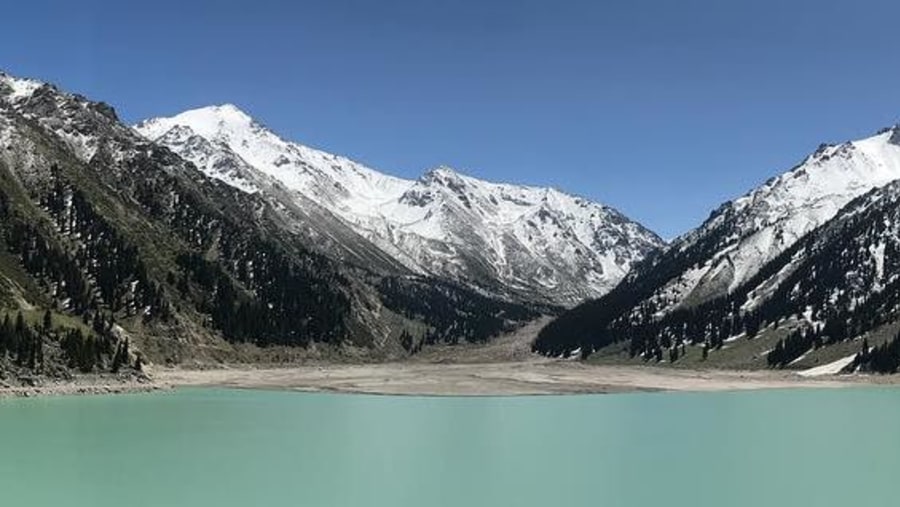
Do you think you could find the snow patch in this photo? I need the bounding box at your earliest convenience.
[0,74,42,101]
[797,353,857,377]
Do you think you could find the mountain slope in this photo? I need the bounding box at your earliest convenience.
[0,71,541,382]
[594,174,900,370]
[0,72,363,354]
[535,125,900,356]
[143,122,409,275]
[136,106,664,306]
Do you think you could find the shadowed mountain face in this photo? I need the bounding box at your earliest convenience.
[0,71,548,376]
[136,105,664,307]
[534,125,900,366]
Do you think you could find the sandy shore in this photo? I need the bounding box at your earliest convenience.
[0,377,164,399]
[1,360,888,398]
[153,360,870,396]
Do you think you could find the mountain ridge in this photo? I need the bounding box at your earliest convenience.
[136,104,664,307]
[534,122,900,365]
[0,70,549,383]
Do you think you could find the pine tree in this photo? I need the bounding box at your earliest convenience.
[14,311,25,337]
[400,330,413,353]
[13,312,26,365]
[0,314,10,355]
[27,335,38,370]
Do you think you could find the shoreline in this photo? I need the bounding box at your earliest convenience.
[152,360,880,397]
[4,359,898,399]
[0,375,165,399]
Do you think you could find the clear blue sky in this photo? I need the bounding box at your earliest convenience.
[3,0,900,239]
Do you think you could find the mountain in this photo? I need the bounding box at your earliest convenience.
[135,105,664,307]
[534,125,900,359]
[0,71,543,381]
[600,172,900,372]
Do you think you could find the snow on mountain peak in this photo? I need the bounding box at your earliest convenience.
[136,107,664,306]
[0,72,44,102]
[649,124,900,317]
[423,165,461,178]
[136,104,255,141]
[0,71,130,162]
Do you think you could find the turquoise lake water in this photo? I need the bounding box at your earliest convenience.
[1,387,898,506]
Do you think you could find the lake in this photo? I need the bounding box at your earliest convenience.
[0,387,898,506]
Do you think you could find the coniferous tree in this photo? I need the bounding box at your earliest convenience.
[848,333,900,374]
[13,312,26,365]
[0,314,10,355]
[42,309,52,331]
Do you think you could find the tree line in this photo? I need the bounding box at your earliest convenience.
[844,335,900,374]
[0,309,138,375]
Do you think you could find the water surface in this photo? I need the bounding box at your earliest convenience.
[1,387,897,506]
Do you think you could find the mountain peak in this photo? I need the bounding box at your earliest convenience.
[181,103,255,127]
[0,71,44,102]
[196,103,252,119]
[136,103,261,144]
[429,165,460,175]
[422,165,467,184]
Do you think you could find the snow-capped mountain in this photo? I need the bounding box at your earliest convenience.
[538,164,900,365]
[535,124,900,356]
[0,69,547,370]
[660,127,900,310]
[136,105,664,306]
[735,173,900,334]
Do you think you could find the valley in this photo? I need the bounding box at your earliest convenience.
[3,68,900,392]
